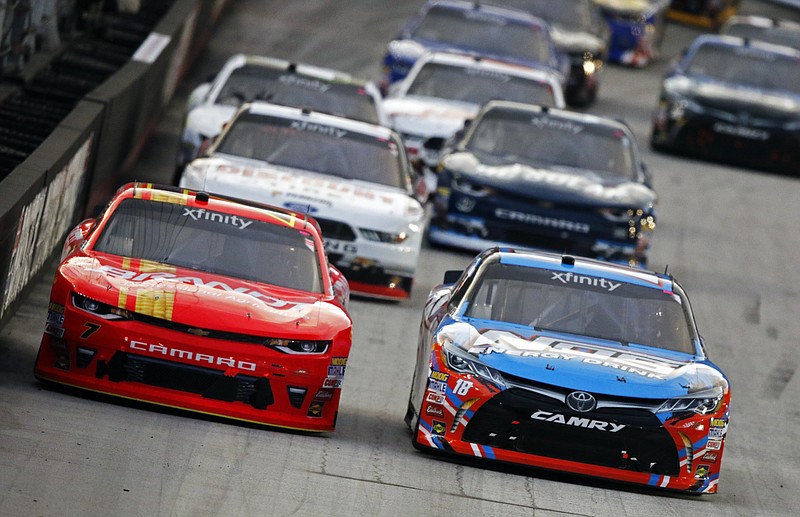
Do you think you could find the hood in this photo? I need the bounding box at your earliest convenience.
[181,156,425,225]
[382,97,478,139]
[61,254,349,337]
[443,151,656,208]
[440,321,720,399]
[666,74,800,120]
[185,104,238,138]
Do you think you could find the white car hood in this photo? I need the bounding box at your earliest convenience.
[180,156,424,226]
[185,104,238,138]
[382,97,478,139]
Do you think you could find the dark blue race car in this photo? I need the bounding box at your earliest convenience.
[650,34,800,174]
[380,0,568,94]
[429,100,657,268]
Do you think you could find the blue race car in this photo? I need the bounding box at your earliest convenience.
[406,247,731,494]
[650,34,800,174]
[380,0,568,94]
[593,0,669,67]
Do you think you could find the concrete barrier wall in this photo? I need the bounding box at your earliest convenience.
[0,0,231,328]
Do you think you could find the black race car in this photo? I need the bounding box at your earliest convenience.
[428,100,657,267]
[650,34,800,174]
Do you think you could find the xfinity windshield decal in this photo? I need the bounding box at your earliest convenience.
[463,330,683,379]
[290,120,347,138]
[529,116,583,134]
[182,208,253,229]
[552,272,621,291]
[278,74,332,92]
[464,68,510,82]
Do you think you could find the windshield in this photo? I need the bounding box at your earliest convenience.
[685,43,800,93]
[215,112,407,189]
[412,5,552,64]
[213,64,380,124]
[94,198,323,293]
[464,262,694,354]
[406,62,558,106]
[465,109,636,179]
[494,0,596,30]
[722,26,800,51]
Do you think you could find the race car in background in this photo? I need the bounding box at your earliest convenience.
[428,100,657,267]
[666,0,740,29]
[593,0,670,67]
[179,102,426,300]
[490,0,611,106]
[719,14,800,50]
[34,183,352,432]
[176,53,384,175]
[406,247,731,494]
[650,34,800,174]
[380,0,569,95]
[382,51,566,191]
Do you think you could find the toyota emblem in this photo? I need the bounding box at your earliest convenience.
[566,391,596,413]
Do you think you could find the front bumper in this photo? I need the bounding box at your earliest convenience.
[651,102,800,173]
[34,303,348,432]
[413,361,730,494]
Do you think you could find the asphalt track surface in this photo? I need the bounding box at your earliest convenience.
[2,1,800,516]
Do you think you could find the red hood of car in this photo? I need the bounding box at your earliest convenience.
[59,253,349,337]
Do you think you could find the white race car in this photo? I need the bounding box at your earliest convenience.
[382,52,566,190]
[179,102,425,301]
[176,53,385,176]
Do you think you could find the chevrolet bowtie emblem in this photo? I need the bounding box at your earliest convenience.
[187,328,210,337]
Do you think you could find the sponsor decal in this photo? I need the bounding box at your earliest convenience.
[551,271,621,292]
[129,340,256,371]
[323,377,343,389]
[712,122,768,141]
[430,371,449,382]
[706,439,722,451]
[431,420,447,436]
[48,302,65,314]
[428,379,448,394]
[314,389,334,401]
[531,410,626,433]
[709,426,726,439]
[327,365,346,377]
[425,405,445,417]
[44,322,65,338]
[694,464,711,479]
[495,208,590,234]
[466,332,682,380]
[284,202,318,213]
[182,207,253,229]
[464,68,511,82]
[90,265,301,310]
[324,240,357,255]
[307,401,324,417]
[47,309,65,327]
[331,357,347,366]
[702,451,718,463]
[426,392,445,404]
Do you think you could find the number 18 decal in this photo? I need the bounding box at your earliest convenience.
[453,379,473,396]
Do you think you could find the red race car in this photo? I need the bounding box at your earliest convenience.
[34,183,352,432]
